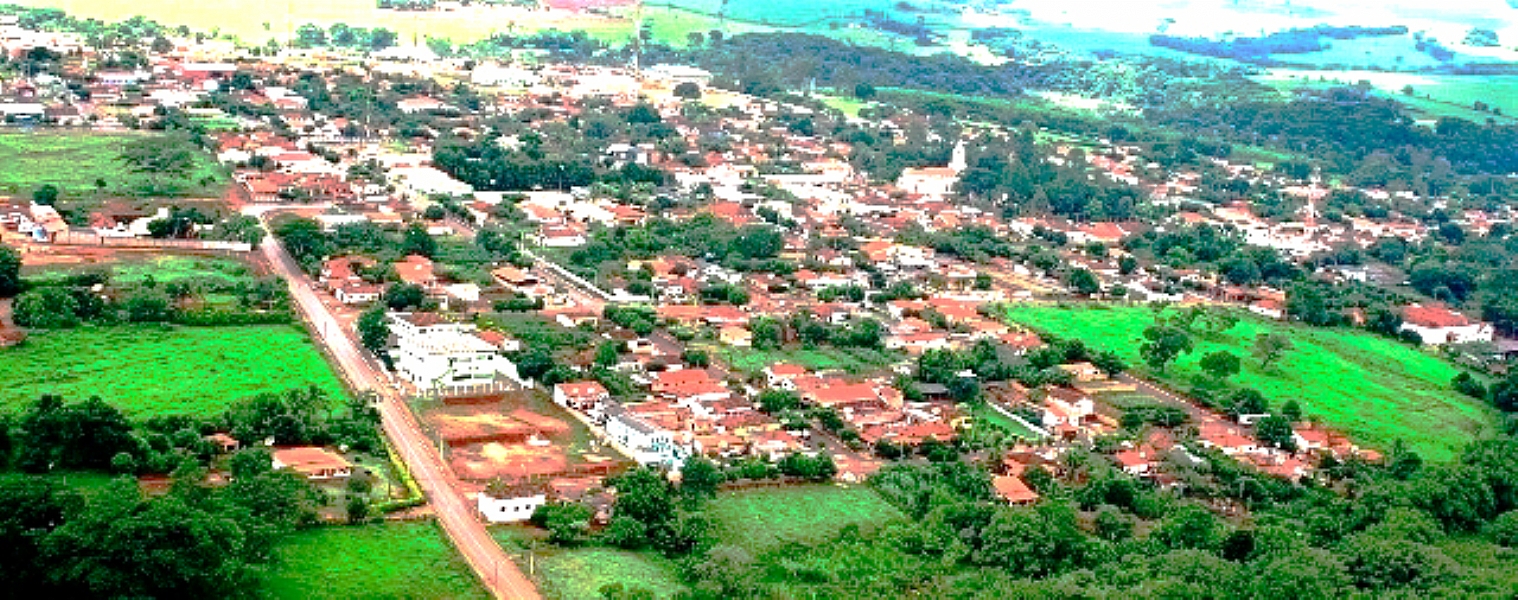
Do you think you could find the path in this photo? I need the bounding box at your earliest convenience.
[255,214,539,600]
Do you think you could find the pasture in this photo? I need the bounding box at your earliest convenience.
[263,521,488,600]
[0,131,226,203]
[0,324,346,419]
[1003,304,1498,461]
[494,529,688,600]
[706,485,904,555]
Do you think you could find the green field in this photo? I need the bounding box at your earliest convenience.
[493,529,687,600]
[0,132,226,202]
[707,485,904,555]
[24,255,257,285]
[263,521,488,600]
[1003,304,1498,461]
[0,324,346,418]
[720,346,902,375]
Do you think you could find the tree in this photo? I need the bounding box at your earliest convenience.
[1199,350,1241,381]
[1247,548,1351,600]
[384,283,426,310]
[295,23,328,47]
[1281,399,1303,423]
[402,222,437,257]
[1256,415,1297,451]
[1140,325,1193,373]
[1228,388,1269,417]
[0,243,20,297]
[1154,504,1224,551]
[854,82,877,100]
[12,286,81,328]
[1252,333,1294,369]
[1068,268,1100,296]
[531,502,593,545]
[595,340,622,367]
[32,184,59,206]
[679,456,722,505]
[345,495,369,524]
[751,316,782,349]
[682,348,710,367]
[118,134,198,195]
[1091,350,1127,376]
[1452,372,1487,399]
[672,82,702,100]
[758,389,800,413]
[357,305,390,353]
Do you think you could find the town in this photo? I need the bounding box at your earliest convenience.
[2,2,1518,599]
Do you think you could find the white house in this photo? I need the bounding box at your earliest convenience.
[553,381,610,415]
[477,480,549,524]
[1400,304,1495,346]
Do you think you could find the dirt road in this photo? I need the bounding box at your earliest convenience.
[257,224,540,600]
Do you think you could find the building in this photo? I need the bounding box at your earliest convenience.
[1399,303,1494,346]
[271,447,352,481]
[477,479,550,524]
[554,381,610,414]
[991,475,1040,505]
[388,313,522,389]
[604,402,686,469]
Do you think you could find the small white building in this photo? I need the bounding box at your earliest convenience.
[604,403,686,469]
[477,480,549,524]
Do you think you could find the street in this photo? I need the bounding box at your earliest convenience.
[256,221,539,600]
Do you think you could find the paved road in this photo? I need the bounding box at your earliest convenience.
[256,222,540,600]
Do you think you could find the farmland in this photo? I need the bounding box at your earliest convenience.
[263,521,489,600]
[0,131,226,203]
[1003,303,1498,461]
[0,324,346,418]
[706,485,904,555]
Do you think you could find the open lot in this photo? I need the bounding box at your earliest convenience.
[0,131,226,204]
[23,254,259,285]
[706,485,904,556]
[1003,304,1499,461]
[0,324,346,418]
[263,521,489,600]
[720,346,902,376]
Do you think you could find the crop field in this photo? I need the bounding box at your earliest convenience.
[494,529,688,600]
[707,485,904,555]
[264,522,488,600]
[0,324,346,418]
[720,346,902,375]
[1003,304,1498,461]
[11,0,632,45]
[0,132,226,202]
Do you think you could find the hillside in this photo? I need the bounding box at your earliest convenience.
[1004,303,1498,461]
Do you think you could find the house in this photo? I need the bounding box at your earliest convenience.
[1056,362,1105,383]
[477,479,550,524]
[395,254,437,289]
[718,325,752,347]
[554,381,610,414]
[334,281,382,305]
[764,363,808,390]
[1399,303,1495,346]
[271,447,352,481]
[991,475,1040,505]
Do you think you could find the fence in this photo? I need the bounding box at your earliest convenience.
[54,230,252,252]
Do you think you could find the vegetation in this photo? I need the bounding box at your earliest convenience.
[1003,304,1497,460]
[0,132,225,203]
[705,485,903,556]
[0,325,346,418]
[264,522,488,599]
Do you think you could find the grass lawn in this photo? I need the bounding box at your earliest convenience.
[969,402,1043,440]
[720,346,902,375]
[0,324,346,418]
[1003,304,1498,461]
[707,485,904,556]
[817,94,874,118]
[493,528,687,600]
[0,131,225,202]
[263,521,488,600]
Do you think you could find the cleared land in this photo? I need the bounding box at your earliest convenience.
[706,485,904,555]
[494,529,687,600]
[0,132,226,201]
[23,255,257,285]
[1003,304,1498,461]
[263,521,489,600]
[0,324,346,418]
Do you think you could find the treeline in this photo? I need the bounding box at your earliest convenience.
[568,214,788,279]
[10,269,290,329]
[293,22,398,51]
[1150,25,1409,62]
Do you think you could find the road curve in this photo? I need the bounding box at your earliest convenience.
[255,218,539,600]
